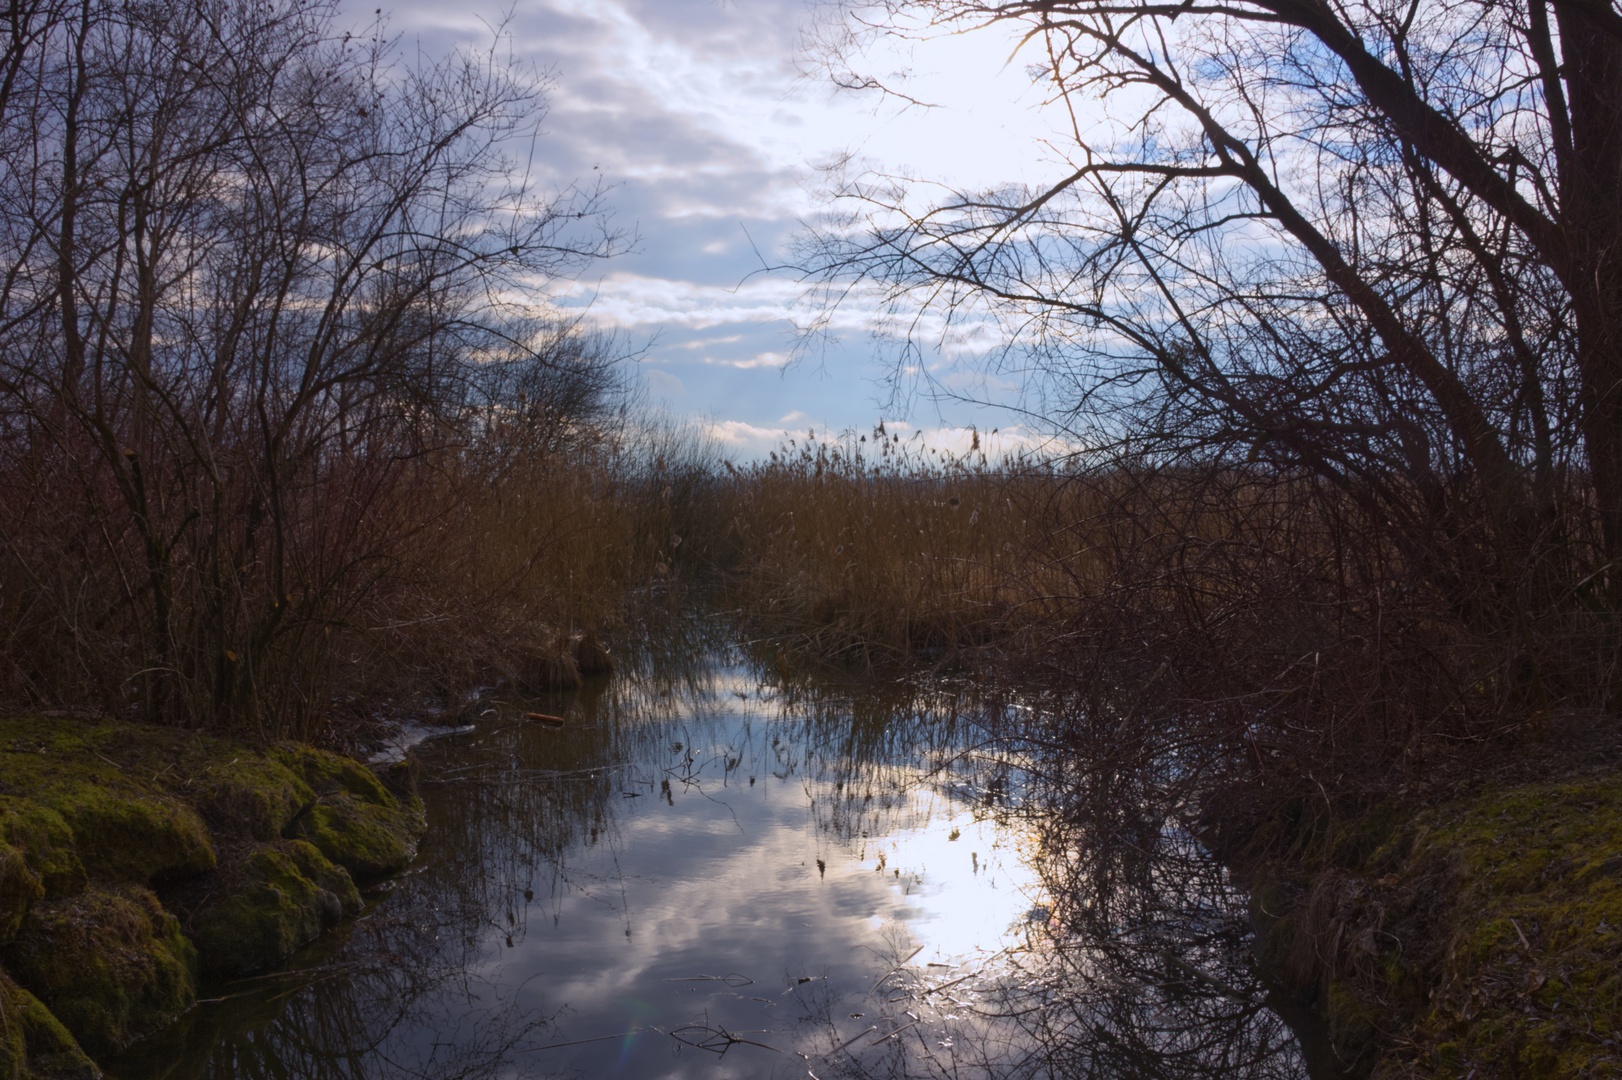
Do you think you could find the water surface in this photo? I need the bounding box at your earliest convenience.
[111,638,1327,1079]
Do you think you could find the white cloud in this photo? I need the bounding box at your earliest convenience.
[703,351,790,370]
[557,273,803,329]
[557,273,1009,355]
[644,368,687,399]
[702,419,795,457]
[680,334,744,349]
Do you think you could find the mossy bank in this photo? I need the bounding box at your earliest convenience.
[1216,750,1622,1078]
[0,714,426,1078]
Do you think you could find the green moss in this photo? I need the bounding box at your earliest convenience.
[1249,770,1622,1077]
[286,794,423,884]
[0,845,43,945]
[286,837,363,909]
[270,745,394,809]
[1,886,197,1059]
[190,840,361,975]
[272,744,423,884]
[0,970,98,1080]
[0,713,426,1061]
[0,723,215,887]
[1393,776,1622,1077]
[43,783,213,888]
[0,801,83,902]
[187,758,314,842]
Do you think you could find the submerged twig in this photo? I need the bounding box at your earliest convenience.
[663,972,754,987]
[518,1029,646,1053]
[869,945,925,994]
[669,1024,782,1054]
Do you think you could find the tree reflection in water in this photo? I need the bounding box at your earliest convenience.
[786,675,1317,1080]
[794,829,1307,1079]
[109,622,1324,1080]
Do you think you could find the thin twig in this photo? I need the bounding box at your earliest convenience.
[518,1030,645,1054]
[869,945,925,993]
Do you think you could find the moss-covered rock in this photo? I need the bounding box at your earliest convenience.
[42,784,214,888]
[190,840,361,975]
[285,794,423,884]
[271,744,394,808]
[0,724,215,888]
[0,800,85,901]
[0,713,425,1064]
[0,970,99,1080]
[286,838,363,912]
[1,887,196,1059]
[274,744,424,884]
[187,758,315,843]
[0,845,43,945]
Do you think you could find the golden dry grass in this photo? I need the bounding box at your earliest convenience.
[714,432,1041,660]
[713,433,1373,670]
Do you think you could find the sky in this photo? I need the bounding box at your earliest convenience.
[349,0,1080,459]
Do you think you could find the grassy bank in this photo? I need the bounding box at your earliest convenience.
[0,712,426,1076]
[1214,715,1622,1077]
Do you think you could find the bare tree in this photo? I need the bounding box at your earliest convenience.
[0,0,624,730]
[806,0,1621,620]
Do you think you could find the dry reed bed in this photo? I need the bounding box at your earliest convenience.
[722,442,1622,1075]
[7,397,1610,778]
[715,437,1616,789]
[715,434,1039,660]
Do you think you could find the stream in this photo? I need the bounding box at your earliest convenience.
[107,632,1337,1080]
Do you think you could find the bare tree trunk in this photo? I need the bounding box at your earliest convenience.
[1559,9,1622,577]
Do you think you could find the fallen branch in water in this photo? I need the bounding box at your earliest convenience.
[832,1026,877,1053]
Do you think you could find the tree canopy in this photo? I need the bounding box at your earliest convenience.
[0,0,624,726]
[810,0,1622,593]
